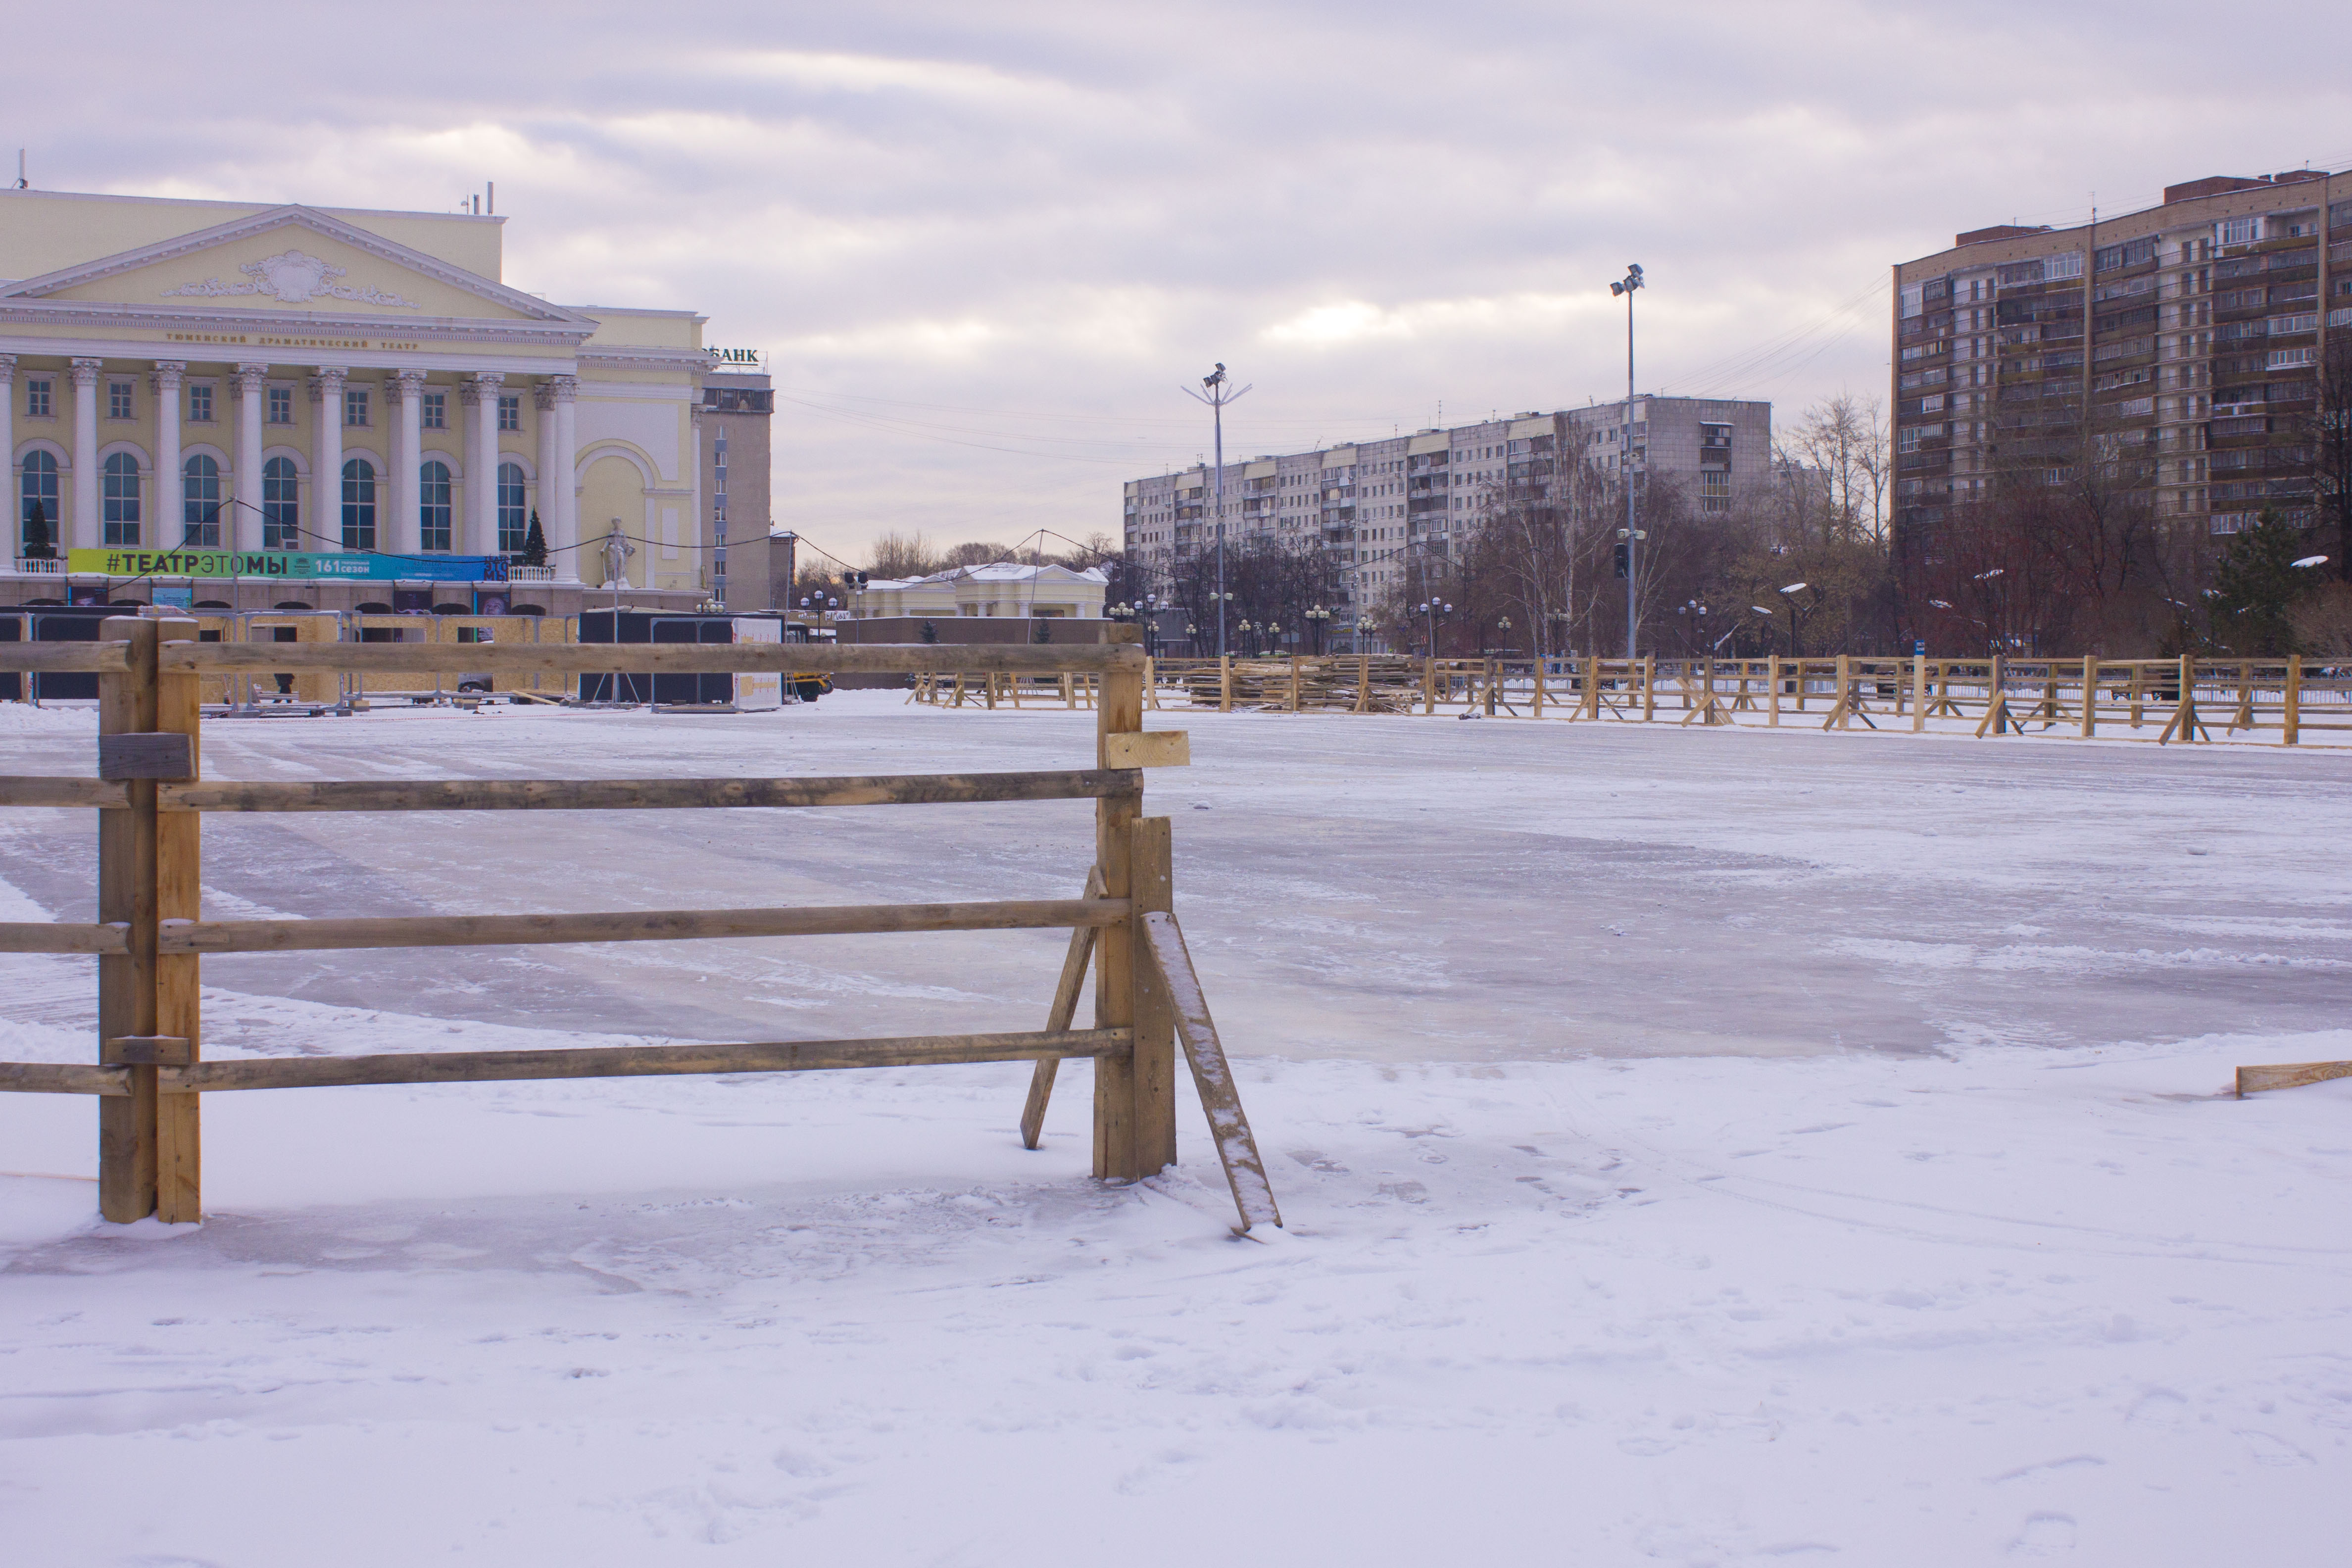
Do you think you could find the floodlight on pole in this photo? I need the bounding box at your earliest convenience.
[1610,263,1644,658]
[1181,362,1252,657]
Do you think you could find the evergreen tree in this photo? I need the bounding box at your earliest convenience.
[2206,509,2316,655]
[919,620,939,644]
[21,500,54,560]
[1032,616,1053,643]
[520,511,548,567]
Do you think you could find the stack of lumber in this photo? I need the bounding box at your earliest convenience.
[1179,657,1423,713]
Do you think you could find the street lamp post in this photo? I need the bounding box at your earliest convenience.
[1610,262,1644,658]
[1776,581,1809,658]
[1306,604,1330,654]
[1182,363,1252,658]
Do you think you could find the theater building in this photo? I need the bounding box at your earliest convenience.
[1,187,722,613]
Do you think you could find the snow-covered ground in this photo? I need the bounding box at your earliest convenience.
[3,694,2348,1564]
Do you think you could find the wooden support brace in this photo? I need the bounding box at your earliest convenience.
[1138,911,1281,1234]
[1020,867,1109,1151]
[2235,1060,2352,1096]
[1102,731,1190,769]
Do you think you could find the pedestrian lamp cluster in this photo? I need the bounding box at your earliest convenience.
[1305,604,1331,652]
[1417,599,1452,654]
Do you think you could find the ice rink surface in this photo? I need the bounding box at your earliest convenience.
[2,694,2348,1564]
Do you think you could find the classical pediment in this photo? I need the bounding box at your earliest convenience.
[0,204,594,332]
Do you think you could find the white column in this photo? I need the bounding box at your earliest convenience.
[389,371,424,557]
[552,374,579,577]
[464,374,502,557]
[0,356,15,559]
[151,362,184,549]
[533,378,557,564]
[233,363,268,553]
[71,358,102,551]
[312,367,345,552]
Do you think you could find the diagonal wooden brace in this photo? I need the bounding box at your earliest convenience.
[1019,866,1109,1150]
[1138,910,1281,1234]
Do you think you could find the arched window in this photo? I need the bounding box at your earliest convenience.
[18,449,59,555]
[496,461,528,554]
[262,456,299,550]
[419,460,453,552]
[183,455,222,547]
[342,457,377,551]
[102,452,143,546]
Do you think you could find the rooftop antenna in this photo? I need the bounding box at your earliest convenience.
[488,182,494,215]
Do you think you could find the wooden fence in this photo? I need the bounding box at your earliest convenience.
[0,619,1276,1233]
[907,651,2352,746]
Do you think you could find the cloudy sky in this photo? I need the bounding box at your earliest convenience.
[18,2,2351,566]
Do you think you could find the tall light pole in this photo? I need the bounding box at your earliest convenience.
[1182,362,1251,657]
[1610,263,1644,658]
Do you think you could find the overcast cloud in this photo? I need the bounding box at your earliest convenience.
[17,2,2352,565]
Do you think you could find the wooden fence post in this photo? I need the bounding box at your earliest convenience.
[98,617,160,1223]
[1483,659,1497,716]
[1768,654,1781,727]
[2285,654,2302,746]
[1911,654,1926,733]
[2080,654,2099,740]
[1834,654,1852,730]
[1641,655,1656,721]
[153,620,202,1221]
[1092,628,1160,1179]
[1288,655,1301,713]
[1126,815,1177,1175]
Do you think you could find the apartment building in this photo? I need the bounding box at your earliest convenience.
[1891,167,2349,548]
[696,366,774,607]
[1121,396,1769,608]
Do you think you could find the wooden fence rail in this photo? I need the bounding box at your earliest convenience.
[0,618,1279,1234]
[904,650,2352,747]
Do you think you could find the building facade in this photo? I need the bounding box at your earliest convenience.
[2,187,726,613]
[860,562,1108,620]
[1121,396,1770,610]
[696,366,772,607]
[1891,167,2349,548]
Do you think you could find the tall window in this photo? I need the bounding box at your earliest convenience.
[108,382,134,420]
[19,449,59,552]
[342,457,377,551]
[267,386,294,424]
[262,456,299,549]
[419,459,453,551]
[420,391,446,430]
[102,452,142,546]
[496,462,528,553]
[25,378,52,418]
[344,388,370,428]
[183,454,222,546]
[497,394,521,432]
[187,383,214,423]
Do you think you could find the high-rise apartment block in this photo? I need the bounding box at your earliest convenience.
[1121,396,1769,606]
[1891,167,2349,544]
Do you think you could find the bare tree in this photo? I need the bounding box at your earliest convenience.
[2303,337,2352,585]
[1788,393,1890,544]
[866,530,937,580]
